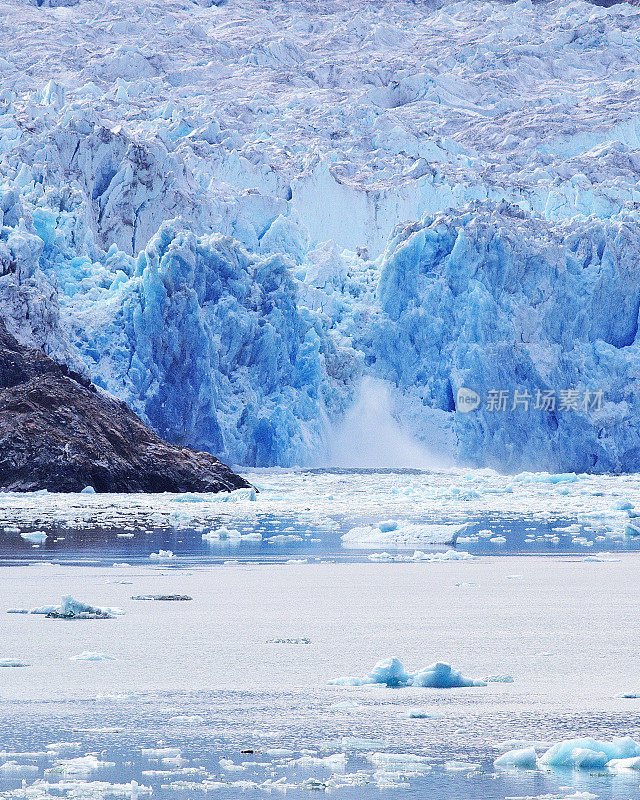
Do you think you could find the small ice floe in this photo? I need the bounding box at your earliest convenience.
[341,737,385,751]
[494,746,538,769]
[554,524,581,534]
[240,531,263,541]
[489,535,507,544]
[45,754,115,777]
[499,736,640,770]
[328,657,485,688]
[611,500,634,511]
[70,651,115,661]
[444,760,480,771]
[220,758,246,772]
[266,534,303,544]
[20,530,47,544]
[366,752,432,774]
[132,594,192,601]
[149,550,175,560]
[615,692,640,698]
[540,737,640,769]
[368,552,393,562]
[606,756,640,772]
[33,596,123,619]
[267,637,311,644]
[0,658,28,667]
[484,674,514,683]
[264,747,293,757]
[412,662,485,688]
[342,521,460,549]
[46,742,82,754]
[402,709,444,719]
[582,553,619,562]
[290,753,346,772]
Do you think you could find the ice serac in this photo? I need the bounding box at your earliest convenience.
[66,222,357,467]
[369,202,640,473]
[2,0,640,472]
[0,320,251,493]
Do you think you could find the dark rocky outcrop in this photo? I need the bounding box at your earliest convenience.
[0,321,252,493]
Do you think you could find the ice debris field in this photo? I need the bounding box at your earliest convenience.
[2,0,640,472]
[3,469,640,561]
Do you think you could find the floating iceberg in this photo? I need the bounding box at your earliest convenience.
[69,652,116,662]
[342,522,462,549]
[328,657,484,688]
[19,530,47,544]
[149,550,176,561]
[412,662,485,688]
[45,754,116,777]
[494,747,538,769]
[366,752,432,775]
[27,596,123,619]
[606,756,640,772]
[498,736,640,771]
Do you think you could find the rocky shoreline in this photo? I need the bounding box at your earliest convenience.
[0,322,252,493]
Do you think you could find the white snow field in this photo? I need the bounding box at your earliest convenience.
[1,0,640,471]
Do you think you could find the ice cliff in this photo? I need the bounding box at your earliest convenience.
[1,0,640,471]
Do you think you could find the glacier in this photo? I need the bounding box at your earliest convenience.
[1,0,640,470]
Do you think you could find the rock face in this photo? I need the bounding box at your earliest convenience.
[0,321,252,493]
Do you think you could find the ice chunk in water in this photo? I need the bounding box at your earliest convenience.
[539,737,640,769]
[70,652,116,661]
[411,662,485,688]
[20,530,47,544]
[329,658,484,688]
[494,747,538,769]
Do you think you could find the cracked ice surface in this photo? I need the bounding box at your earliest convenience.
[1,0,640,469]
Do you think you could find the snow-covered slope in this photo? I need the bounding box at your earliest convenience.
[1,0,640,470]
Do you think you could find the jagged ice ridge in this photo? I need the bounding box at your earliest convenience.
[0,0,640,470]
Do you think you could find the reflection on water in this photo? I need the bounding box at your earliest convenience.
[2,511,640,566]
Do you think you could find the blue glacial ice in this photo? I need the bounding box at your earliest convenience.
[2,0,640,472]
[328,658,485,688]
[494,747,538,769]
[495,737,640,771]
